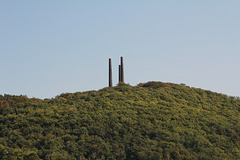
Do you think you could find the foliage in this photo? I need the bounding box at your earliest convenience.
[1,82,240,159]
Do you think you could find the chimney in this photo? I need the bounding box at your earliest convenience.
[119,65,122,82]
[109,58,112,87]
[121,56,124,83]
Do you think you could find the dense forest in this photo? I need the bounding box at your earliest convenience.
[1,82,240,160]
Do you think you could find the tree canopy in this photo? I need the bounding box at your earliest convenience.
[1,82,240,159]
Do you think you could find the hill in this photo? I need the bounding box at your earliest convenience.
[1,82,240,160]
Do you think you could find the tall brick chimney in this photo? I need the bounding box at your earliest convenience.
[109,58,112,87]
[120,56,124,83]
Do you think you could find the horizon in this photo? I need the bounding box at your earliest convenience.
[1,1,240,99]
[1,81,238,100]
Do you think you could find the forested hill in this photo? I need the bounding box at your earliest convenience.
[1,82,240,160]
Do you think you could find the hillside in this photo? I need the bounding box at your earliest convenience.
[1,82,240,160]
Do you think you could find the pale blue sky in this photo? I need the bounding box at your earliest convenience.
[1,1,240,99]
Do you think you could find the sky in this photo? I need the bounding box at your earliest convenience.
[1,1,240,99]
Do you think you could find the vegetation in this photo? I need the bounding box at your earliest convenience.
[1,81,240,160]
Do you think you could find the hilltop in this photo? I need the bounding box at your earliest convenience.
[1,82,240,160]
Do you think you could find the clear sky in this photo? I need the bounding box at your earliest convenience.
[1,1,240,99]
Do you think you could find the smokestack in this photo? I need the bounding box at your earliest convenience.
[119,65,122,82]
[109,58,112,87]
[121,56,124,83]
